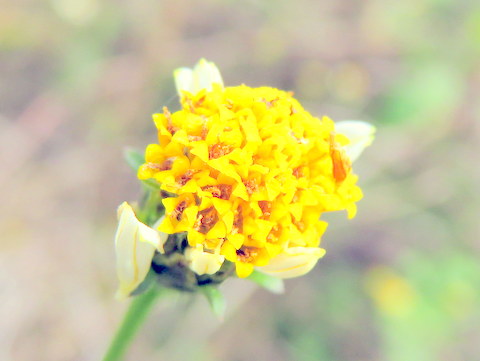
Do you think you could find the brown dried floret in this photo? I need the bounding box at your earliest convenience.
[236,247,258,263]
[163,106,178,135]
[208,143,233,159]
[244,179,258,195]
[145,158,173,172]
[258,200,272,219]
[194,207,218,234]
[294,220,306,232]
[171,200,188,221]
[292,166,303,178]
[329,134,351,183]
[177,170,197,186]
[232,206,243,234]
[267,225,281,243]
[201,184,232,200]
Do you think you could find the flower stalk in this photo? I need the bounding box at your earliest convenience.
[102,285,167,361]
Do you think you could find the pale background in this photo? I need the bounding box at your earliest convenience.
[1,0,480,360]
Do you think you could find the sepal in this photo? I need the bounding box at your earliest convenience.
[200,285,226,320]
[247,270,285,294]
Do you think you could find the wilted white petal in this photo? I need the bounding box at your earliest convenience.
[174,58,224,97]
[256,247,326,279]
[335,120,376,162]
[185,245,225,275]
[114,202,167,299]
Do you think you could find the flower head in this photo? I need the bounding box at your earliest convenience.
[137,59,374,279]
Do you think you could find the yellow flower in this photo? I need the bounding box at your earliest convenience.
[114,202,167,299]
[138,59,373,279]
[365,266,417,318]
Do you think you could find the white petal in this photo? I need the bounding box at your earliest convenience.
[185,245,225,275]
[173,68,194,96]
[114,202,166,299]
[256,247,326,279]
[173,58,224,97]
[335,120,376,162]
[193,58,224,92]
[139,215,168,252]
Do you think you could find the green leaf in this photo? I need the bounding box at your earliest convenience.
[124,147,145,172]
[124,148,160,190]
[142,179,161,191]
[200,285,226,319]
[248,270,285,294]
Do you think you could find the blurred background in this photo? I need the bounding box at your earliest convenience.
[1,0,479,360]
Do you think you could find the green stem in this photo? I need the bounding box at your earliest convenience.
[102,286,165,361]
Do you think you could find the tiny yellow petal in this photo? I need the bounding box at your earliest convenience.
[221,241,238,262]
[235,262,255,278]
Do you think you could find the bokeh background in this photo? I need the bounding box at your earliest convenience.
[2,0,480,360]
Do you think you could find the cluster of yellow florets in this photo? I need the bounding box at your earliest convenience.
[138,84,362,277]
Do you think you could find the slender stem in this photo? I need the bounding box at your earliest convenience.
[102,286,165,361]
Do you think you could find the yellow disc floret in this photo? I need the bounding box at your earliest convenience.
[138,84,362,278]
